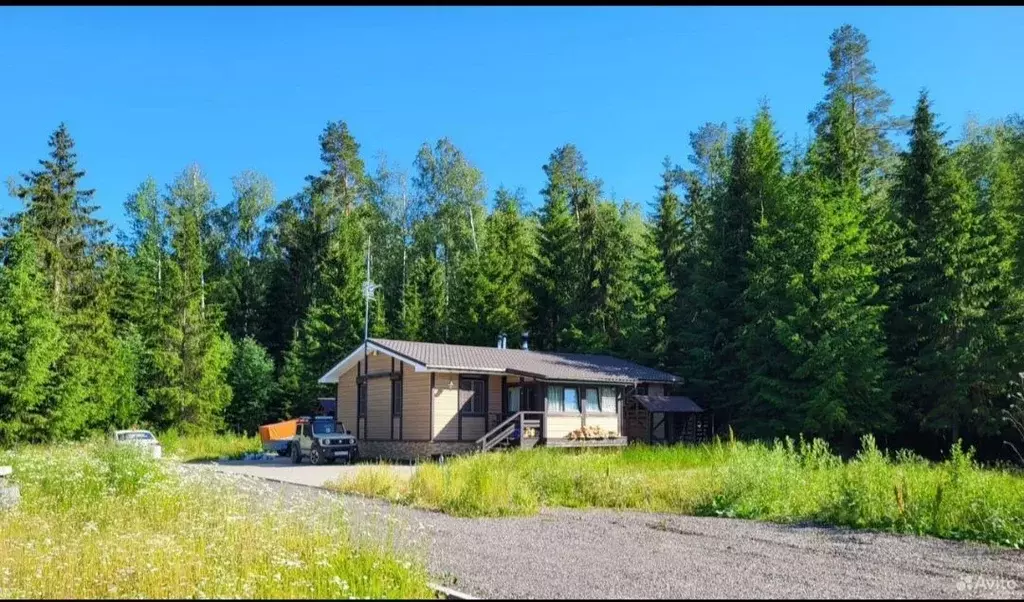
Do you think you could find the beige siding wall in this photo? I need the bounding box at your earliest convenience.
[338,362,358,432]
[586,415,619,435]
[366,374,391,440]
[462,416,486,441]
[365,353,391,375]
[487,375,503,429]
[432,373,459,440]
[402,369,431,441]
[545,415,583,439]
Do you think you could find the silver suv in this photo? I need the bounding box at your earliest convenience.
[290,417,359,465]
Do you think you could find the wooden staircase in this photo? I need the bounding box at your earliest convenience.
[476,411,544,452]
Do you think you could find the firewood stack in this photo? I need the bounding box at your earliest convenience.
[566,425,618,440]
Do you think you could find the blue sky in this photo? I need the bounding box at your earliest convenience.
[2,7,1022,233]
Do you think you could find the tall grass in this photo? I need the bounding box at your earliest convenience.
[328,435,1024,548]
[158,429,263,462]
[0,442,433,598]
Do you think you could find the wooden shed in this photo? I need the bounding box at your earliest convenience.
[623,395,711,444]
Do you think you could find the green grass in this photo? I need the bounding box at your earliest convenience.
[0,442,434,599]
[327,434,1024,548]
[158,429,264,462]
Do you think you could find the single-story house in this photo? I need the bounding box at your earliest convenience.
[317,336,707,461]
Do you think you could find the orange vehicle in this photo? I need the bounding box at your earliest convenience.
[259,418,300,456]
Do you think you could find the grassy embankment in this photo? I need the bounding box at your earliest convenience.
[328,434,1024,548]
[0,442,434,598]
[157,429,265,462]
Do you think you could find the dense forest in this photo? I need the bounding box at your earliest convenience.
[2,24,1023,460]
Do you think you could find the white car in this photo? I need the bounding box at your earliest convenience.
[113,430,163,459]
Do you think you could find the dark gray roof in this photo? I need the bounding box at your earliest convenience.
[633,395,704,413]
[370,338,681,385]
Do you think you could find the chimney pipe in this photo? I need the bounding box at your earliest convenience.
[501,333,508,349]
[521,331,529,351]
[497,334,503,349]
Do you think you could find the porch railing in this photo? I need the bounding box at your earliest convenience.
[476,411,544,452]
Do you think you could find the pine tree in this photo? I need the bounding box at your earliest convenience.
[808,24,900,187]
[264,122,369,362]
[309,121,368,215]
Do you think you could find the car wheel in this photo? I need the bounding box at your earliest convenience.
[310,445,323,466]
[291,443,301,464]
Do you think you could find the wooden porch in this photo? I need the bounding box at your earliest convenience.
[476,410,628,452]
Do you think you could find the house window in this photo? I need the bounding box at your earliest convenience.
[546,385,588,413]
[391,379,403,416]
[600,387,617,413]
[584,388,600,413]
[357,381,367,418]
[459,377,486,415]
[563,388,580,412]
[546,385,563,412]
[636,383,649,396]
[508,386,521,413]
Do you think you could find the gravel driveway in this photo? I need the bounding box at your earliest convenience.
[191,464,1023,599]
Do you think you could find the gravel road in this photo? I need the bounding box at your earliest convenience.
[187,464,1024,599]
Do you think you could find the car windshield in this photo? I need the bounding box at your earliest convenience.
[118,431,154,441]
[311,421,337,435]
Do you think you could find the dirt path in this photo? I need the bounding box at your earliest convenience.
[195,463,1024,599]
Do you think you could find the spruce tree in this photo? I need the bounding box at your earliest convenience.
[531,146,584,350]
[479,187,535,346]
[652,157,686,293]
[738,105,810,438]
[9,123,109,311]
[800,96,890,441]
[155,165,233,432]
[888,92,999,442]
[697,126,757,425]
[0,231,64,444]
[225,337,277,433]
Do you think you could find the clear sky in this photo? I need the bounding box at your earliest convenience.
[2,7,1022,233]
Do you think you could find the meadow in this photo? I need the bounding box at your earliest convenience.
[328,434,1024,549]
[0,442,433,599]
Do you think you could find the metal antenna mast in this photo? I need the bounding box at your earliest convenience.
[362,235,378,362]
